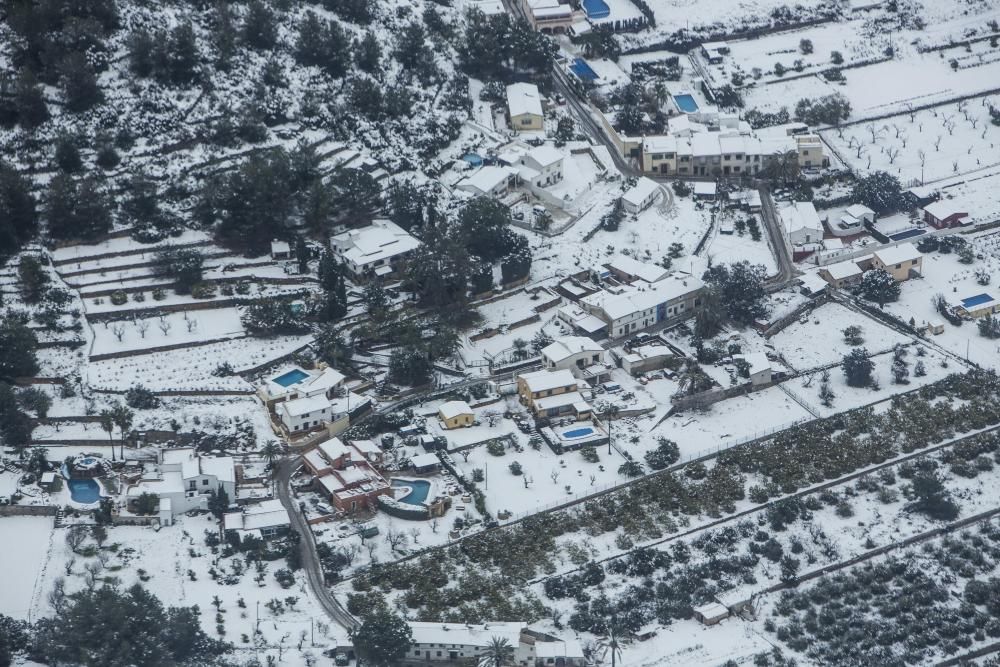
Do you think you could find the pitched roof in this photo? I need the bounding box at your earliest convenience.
[408,622,524,648]
[621,177,659,208]
[438,400,473,420]
[873,242,921,266]
[781,201,823,235]
[522,144,563,169]
[519,368,578,392]
[506,82,543,118]
[542,336,604,363]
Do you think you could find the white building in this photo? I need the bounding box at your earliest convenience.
[404,622,585,667]
[330,219,421,280]
[223,499,290,540]
[126,448,236,517]
[603,255,670,284]
[742,352,774,386]
[541,335,608,383]
[260,366,346,406]
[457,166,519,198]
[277,391,369,434]
[621,177,660,213]
[780,201,824,246]
[580,274,705,338]
[518,145,564,187]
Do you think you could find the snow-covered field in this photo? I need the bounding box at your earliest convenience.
[0,517,54,619]
[89,307,247,356]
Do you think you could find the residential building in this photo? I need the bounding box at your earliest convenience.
[260,366,346,407]
[517,369,592,419]
[953,293,1000,319]
[579,274,705,338]
[302,438,391,513]
[614,341,676,376]
[555,304,609,338]
[541,336,609,384]
[923,200,969,229]
[742,352,774,386]
[438,401,474,429]
[507,82,544,132]
[819,260,864,288]
[519,145,564,187]
[276,390,370,435]
[521,0,575,33]
[870,243,923,281]
[701,41,730,63]
[125,448,236,517]
[457,166,519,198]
[781,201,824,246]
[620,177,660,213]
[603,255,670,284]
[330,219,420,280]
[845,204,875,225]
[223,499,290,540]
[410,453,442,474]
[693,181,717,200]
[905,185,938,208]
[403,622,586,667]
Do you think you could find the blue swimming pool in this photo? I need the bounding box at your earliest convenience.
[570,58,599,82]
[962,293,995,308]
[582,0,610,19]
[272,369,309,387]
[68,478,101,504]
[563,427,597,440]
[674,94,699,113]
[392,479,431,505]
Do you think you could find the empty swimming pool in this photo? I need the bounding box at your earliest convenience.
[272,369,309,387]
[674,94,699,113]
[391,479,431,505]
[563,426,597,440]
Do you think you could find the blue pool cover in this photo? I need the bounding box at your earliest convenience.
[582,0,610,19]
[961,293,995,308]
[570,58,599,82]
[272,368,309,387]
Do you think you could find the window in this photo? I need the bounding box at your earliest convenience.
[895,263,901,269]
[521,118,532,125]
[188,481,196,490]
[680,156,690,162]
[652,153,663,160]
[202,479,209,486]
[665,152,674,159]
[911,259,918,265]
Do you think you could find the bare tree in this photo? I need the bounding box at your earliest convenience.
[48,577,68,613]
[111,323,126,342]
[550,469,560,485]
[855,143,867,160]
[900,134,908,148]
[409,527,421,544]
[905,103,916,123]
[430,518,439,534]
[918,149,927,171]
[84,560,103,589]
[64,556,76,576]
[523,475,533,489]
[892,123,902,138]
[365,541,377,560]
[866,123,884,144]
[933,135,943,152]
[589,474,597,486]
[385,529,408,552]
[136,319,150,338]
[953,160,959,173]
[886,146,900,164]
[158,319,172,336]
[66,526,87,553]
[944,120,956,136]
[340,543,361,566]
[185,317,198,333]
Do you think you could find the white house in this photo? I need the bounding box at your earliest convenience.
[270,240,291,260]
[742,352,773,386]
[507,82,544,132]
[223,499,290,540]
[541,336,608,383]
[781,201,824,246]
[457,166,519,198]
[260,366,346,406]
[126,448,236,517]
[621,177,660,213]
[403,622,585,667]
[518,144,564,187]
[580,274,705,338]
[604,255,670,284]
[330,219,421,280]
[276,391,368,435]
[819,259,863,288]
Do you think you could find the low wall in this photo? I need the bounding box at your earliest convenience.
[0,505,58,517]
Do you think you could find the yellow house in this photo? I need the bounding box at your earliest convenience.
[507,82,544,132]
[517,369,589,418]
[870,243,923,282]
[438,401,474,430]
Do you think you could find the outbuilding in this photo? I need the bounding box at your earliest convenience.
[438,401,474,430]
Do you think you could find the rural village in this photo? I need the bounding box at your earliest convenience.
[3,0,1000,665]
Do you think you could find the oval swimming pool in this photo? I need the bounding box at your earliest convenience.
[68,478,101,504]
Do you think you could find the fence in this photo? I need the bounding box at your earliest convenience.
[0,505,58,517]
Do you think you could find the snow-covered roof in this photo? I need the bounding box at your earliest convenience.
[300,367,345,395]
[199,456,235,484]
[410,453,440,468]
[438,400,473,420]
[845,204,874,219]
[506,82,543,118]
[907,185,937,199]
[279,394,330,418]
[519,368,579,393]
[223,499,289,533]
[694,602,730,618]
[319,438,351,463]
[873,242,921,267]
[822,238,845,251]
[823,260,863,281]
[605,254,668,283]
[621,177,659,208]
[558,305,609,334]
[542,336,604,363]
[781,201,823,235]
[458,166,518,195]
[534,391,589,411]
[535,640,585,659]
[349,439,382,456]
[743,352,772,377]
[331,220,420,269]
[694,181,717,196]
[923,199,968,220]
[522,144,563,169]
[270,240,290,255]
[409,622,524,648]
[581,274,705,322]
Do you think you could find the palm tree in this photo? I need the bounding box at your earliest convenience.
[99,409,116,462]
[261,440,282,471]
[598,620,625,667]
[511,338,528,361]
[110,404,134,461]
[478,637,515,667]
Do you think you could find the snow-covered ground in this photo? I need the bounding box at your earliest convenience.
[0,517,55,619]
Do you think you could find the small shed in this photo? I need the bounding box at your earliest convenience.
[438,400,474,430]
[39,471,58,491]
[410,453,441,474]
[693,182,718,200]
[270,240,291,260]
[743,352,773,386]
[419,434,439,451]
[693,602,731,626]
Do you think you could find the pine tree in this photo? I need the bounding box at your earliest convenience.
[354,32,382,74]
[242,0,278,50]
[128,28,156,78]
[60,53,103,113]
[0,161,38,257]
[14,69,49,129]
[54,135,83,173]
[167,22,200,85]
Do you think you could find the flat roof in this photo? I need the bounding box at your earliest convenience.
[410,453,440,468]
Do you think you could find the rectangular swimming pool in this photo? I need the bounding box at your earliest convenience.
[272,369,309,387]
[674,94,699,113]
[570,58,599,82]
[962,293,995,308]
